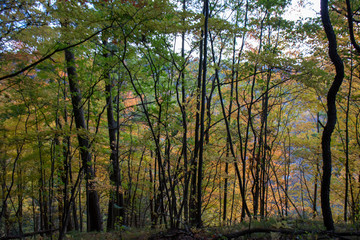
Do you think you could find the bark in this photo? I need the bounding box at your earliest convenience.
[196,0,209,227]
[189,14,204,227]
[35,107,49,232]
[64,48,103,232]
[313,113,321,218]
[345,0,360,54]
[16,168,23,235]
[223,24,237,224]
[344,51,353,222]
[178,0,189,225]
[284,131,290,217]
[0,144,10,235]
[320,0,345,231]
[234,0,249,221]
[103,40,125,231]
[0,144,23,224]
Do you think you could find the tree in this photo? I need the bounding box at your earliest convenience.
[63,46,103,232]
[320,0,345,231]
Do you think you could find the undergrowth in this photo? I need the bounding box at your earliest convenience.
[29,218,360,239]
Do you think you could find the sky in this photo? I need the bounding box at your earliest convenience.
[284,0,320,21]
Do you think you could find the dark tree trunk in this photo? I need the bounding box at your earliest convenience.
[223,32,238,223]
[234,0,249,221]
[344,51,353,222]
[0,144,10,235]
[208,25,251,221]
[345,0,360,54]
[179,0,189,225]
[122,38,171,228]
[189,15,203,227]
[313,113,321,218]
[196,0,209,227]
[320,0,345,231]
[103,40,125,231]
[16,168,23,235]
[64,48,103,232]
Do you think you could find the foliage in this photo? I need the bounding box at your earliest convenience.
[1,0,360,238]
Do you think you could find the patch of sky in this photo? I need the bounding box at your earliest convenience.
[283,0,319,21]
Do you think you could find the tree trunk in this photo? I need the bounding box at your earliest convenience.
[189,14,203,227]
[64,48,103,232]
[196,0,209,227]
[344,50,353,222]
[103,40,125,231]
[179,0,189,225]
[320,0,345,231]
[345,0,360,54]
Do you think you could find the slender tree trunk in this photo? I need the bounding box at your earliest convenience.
[283,129,291,217]
[196,0,209,227]
[313,113,321,218]
[320,0,345,231]
[344,50,353,222]
[243,12,266,220]
[103,40,125,231]
[223,21,238,224]
[64,48,103,232]
[259,67,272,218]
[122,39,172,228]
[345,0,360,54]
[16,168,23,235]
[234,0,249,221]
[180,0,190,225]
[35,107,49,232]
[0,141,10,235]
[189,13,204,227]
[209,29,251,221]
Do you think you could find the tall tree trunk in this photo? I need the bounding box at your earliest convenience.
[16,168,23,235]
[209,27,251,221]
[0,139,10,235]
[260,69,272,218]
[313,113,321,218]
[223,23,237,224]
[103,40,125,231]
[320,0,345,231]
[179,0,189,225]
[344,50,353,222]
[58,77,75,232]
[35,107,49,232]
[122,39,171,228]
[189,14,204,227]
[196,0,209,227]
[234,0,249,221]
[64,48,103,232]
[345,0,360,54]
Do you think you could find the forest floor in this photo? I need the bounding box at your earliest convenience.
[61,219,360,240]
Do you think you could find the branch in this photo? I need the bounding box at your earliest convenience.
[0,24,113,82]
[346,0,360,54]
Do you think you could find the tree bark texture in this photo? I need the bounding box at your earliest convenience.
[320,0,345,231]
[64,48,103,232]
[103,41,125,231]
[196,0,209,227]
[345,0,360,54]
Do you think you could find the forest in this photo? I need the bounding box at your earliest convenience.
[1,0,360,239]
